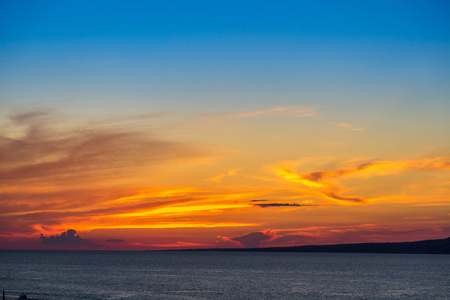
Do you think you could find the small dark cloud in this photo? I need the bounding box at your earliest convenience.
[250,199,269,202]
[254,203,305,208]
[40,229,94,246]
[105,239,124,243]
[231,230,276,248]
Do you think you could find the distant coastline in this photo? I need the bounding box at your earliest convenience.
[173,237,450,254]
[1,237,449,254]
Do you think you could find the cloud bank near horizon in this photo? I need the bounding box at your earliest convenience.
[40,229,94,247]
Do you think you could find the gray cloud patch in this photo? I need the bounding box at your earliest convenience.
[231,230,275,248]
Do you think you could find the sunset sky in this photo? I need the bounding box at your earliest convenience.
[1,1,449,250]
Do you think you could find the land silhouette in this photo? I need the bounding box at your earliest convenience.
[175,237,450,254]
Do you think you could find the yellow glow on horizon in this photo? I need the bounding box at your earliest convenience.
[110,202,253,218]
[104,187,199,204]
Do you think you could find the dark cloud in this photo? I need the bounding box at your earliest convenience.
[230,230,276,248]
[40,229,94,246]
[253,202,314,208]
[250,199,316,208]
[105,239,124,243]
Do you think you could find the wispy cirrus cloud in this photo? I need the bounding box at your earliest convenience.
[0,110,203,184]
[233,106,316,118]
[190,106,317,125]
[337,123,365,131]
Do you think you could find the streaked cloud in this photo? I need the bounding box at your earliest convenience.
[0,110,203,185]
[338,123,366,131]
[320,192,365,203]
[233,106,316,118]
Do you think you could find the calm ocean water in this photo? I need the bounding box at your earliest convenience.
[0,250,449,299]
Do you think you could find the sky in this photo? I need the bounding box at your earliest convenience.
[1,0,449,250]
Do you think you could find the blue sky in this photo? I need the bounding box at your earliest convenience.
[2,1,449,41]
[1,1,449,114]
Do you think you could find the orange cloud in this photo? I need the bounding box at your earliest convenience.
[207,168,242,182]
[270,156,450,205]
[272,167,326,188]
[302,157,450,182]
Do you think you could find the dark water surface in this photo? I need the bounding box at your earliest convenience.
[1,250,449,299]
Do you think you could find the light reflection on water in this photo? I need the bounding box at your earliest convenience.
[0,251,449,299]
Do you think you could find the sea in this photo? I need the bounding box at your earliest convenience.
[0,250,449,299]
